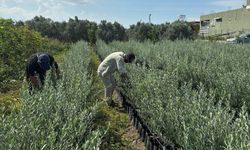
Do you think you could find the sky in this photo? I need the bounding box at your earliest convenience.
[0,0,246,27]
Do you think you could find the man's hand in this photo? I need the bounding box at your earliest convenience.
[30,76,40,89]
[120,73,132,88]
[51,63,62,80]
[120,73,130,83]
[120,72,128,80]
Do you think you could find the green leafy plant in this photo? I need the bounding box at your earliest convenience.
[96,39,250,149]
[0,41,105,149]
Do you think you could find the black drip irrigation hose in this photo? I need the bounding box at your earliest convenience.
[94,49,179,150]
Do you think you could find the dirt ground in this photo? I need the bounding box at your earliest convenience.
[121,122,145,150]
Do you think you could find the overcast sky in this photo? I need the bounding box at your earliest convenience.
[0,0,246,27]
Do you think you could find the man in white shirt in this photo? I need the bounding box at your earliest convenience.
[97,52,135,106]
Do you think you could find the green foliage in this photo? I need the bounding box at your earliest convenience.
[96,20,127,43]
[166,21,194,41]
[96,40,250,149]
[24,16,196,44]
[0,89,21,115]
[0,19,42,82]
[40,38,69,56]
[88,23,98,44]
[0,18,68,85]
[188,21,200,38]
[25,16,98,43]
[127,21,194,42]
[127,22,156,42]
[25,16,57,38]
[0,41,105,149]
[95,105,129,150]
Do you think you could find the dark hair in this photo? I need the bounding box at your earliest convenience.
[126,52,135,62]
[37,53,51,71]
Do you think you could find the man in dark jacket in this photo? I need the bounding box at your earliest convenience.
[26,52,61,92]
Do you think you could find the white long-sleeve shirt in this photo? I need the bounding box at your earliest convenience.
[98,52,126,76]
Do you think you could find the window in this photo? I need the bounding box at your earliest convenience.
[215,18,222,22]
[201,20,210,28]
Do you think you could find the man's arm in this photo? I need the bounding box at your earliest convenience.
[116,57,129,82]
[26,62,40,89]
[30,76,40,89]
[116,58,126,75]
[50,61,60,79]
[54,61,61,79]
[29,71,41,89]
[48,54,61,79]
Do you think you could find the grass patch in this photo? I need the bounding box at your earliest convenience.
[54,50,68,64]
[0,88,21,115]
[0,80,23,114]
[95,104,129,149]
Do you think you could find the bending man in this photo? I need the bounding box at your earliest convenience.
[26,52,61,92]
[97,52,135,106]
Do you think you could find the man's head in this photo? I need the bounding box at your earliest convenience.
[124,52,135,63]
[37,54,51,71]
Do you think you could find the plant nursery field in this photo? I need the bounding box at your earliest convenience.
[96,40,250,150]
[1,40,250,150]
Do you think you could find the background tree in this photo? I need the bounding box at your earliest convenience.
[165,21,194,41]
[127,22,168,42]
[0,19,42,82]
[26,16,59,38]
[87,22,98,44]
[113,21,127,41]
[96,20,126,43]
[24,16,196,43]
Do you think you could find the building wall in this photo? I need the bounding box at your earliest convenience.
[200,8,250,37]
